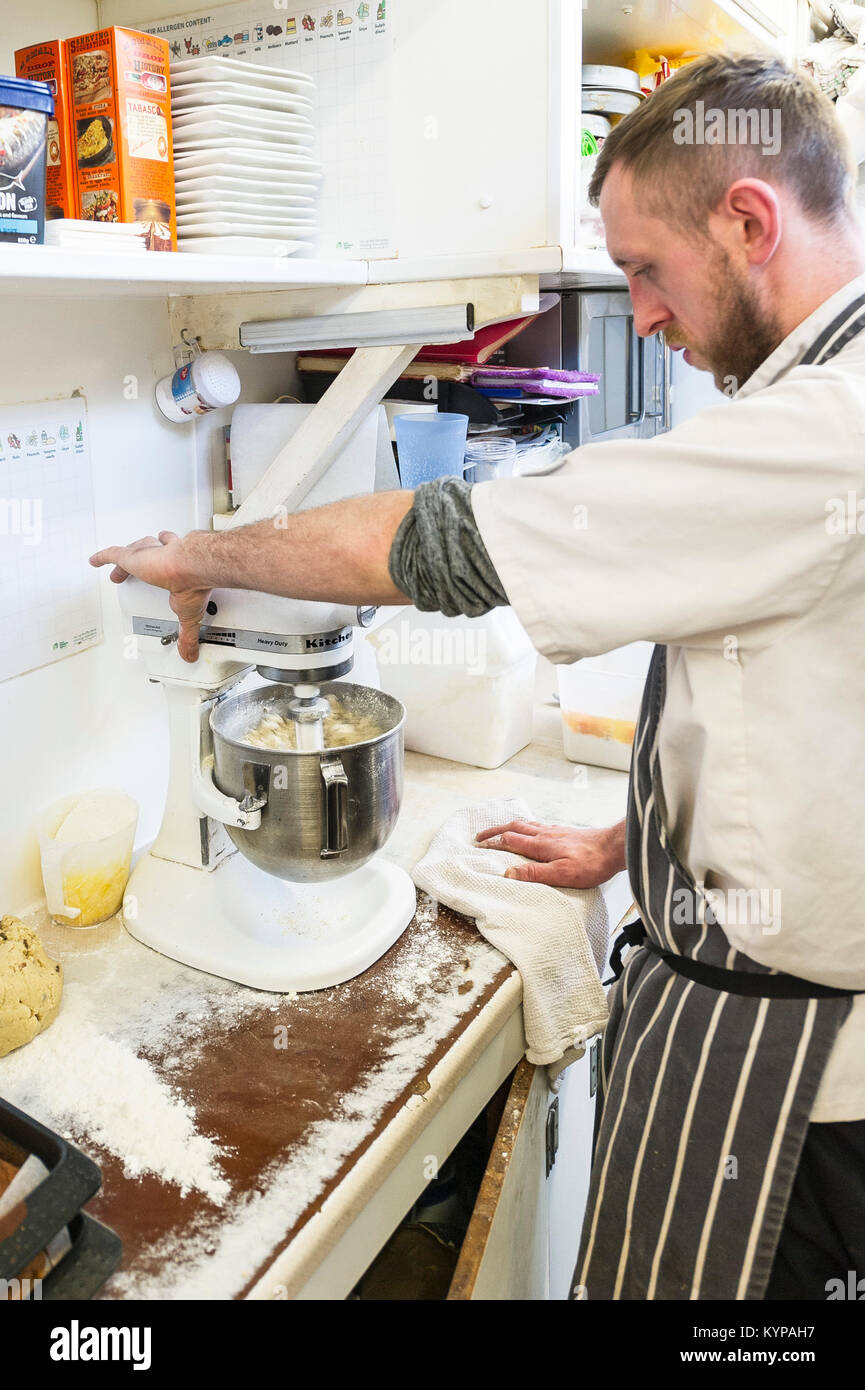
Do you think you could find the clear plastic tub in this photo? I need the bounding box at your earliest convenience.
[37,790,138,927]
[464,436,517,483]
[557,643,652,771]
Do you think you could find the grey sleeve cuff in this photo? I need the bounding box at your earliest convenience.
[387,476,510,618]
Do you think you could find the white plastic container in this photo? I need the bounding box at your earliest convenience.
[37,789,138,927]
[370,607,537,769]
[581,113,612,145]
[557,642,653,771]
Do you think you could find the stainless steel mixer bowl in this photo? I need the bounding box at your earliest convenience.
[209,682,405,882]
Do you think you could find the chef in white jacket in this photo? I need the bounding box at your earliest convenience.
[93,54,865,1299]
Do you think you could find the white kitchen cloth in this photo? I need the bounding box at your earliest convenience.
[413,798,610,1075]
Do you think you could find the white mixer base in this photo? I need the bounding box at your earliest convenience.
[123,851,417,992]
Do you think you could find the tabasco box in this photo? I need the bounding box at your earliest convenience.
[14,40,76,220]
[66,26,176,249]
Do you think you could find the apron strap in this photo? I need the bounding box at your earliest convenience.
[608,922,864,998]
[604,917,648,984]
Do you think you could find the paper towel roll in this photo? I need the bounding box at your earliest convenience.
[230,404,393,511]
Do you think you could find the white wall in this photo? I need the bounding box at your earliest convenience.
[0,0,96,70]
[100,0,237,26]
[0,294,191,909]
[0,289,297,914]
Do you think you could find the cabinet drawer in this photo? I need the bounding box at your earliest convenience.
[448,1060,551,1301]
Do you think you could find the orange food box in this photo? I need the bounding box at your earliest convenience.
[14,39,77,220]
[66,26,176,249]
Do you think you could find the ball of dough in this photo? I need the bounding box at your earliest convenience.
[0,916,63,1059]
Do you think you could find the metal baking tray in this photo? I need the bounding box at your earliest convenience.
[0,1097,107,1284]
[40,1212,123,1300]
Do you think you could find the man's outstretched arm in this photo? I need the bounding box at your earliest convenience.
[90,475,625,891]
[90,477,509,661]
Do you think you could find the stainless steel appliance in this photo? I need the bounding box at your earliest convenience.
[508,287,670,447]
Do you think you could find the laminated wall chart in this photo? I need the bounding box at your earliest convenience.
[139,0,396,257]
[0,400,101,683]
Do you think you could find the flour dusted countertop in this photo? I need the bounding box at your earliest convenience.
[0,688,630,1300]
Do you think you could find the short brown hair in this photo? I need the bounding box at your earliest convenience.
[588,53,855,231]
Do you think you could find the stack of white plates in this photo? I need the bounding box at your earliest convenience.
[170,55,321,256]
[45,218,147,254]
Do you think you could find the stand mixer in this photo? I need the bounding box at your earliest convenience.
[118,581,416,992]
[116,394,419,993]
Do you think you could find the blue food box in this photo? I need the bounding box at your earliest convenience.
[0,75,54,244]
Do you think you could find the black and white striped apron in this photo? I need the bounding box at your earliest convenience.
[570,293,865,1302]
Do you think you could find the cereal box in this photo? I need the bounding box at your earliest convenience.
[14,40,76,220]
[66,26,176,249]
[0,76,52,243]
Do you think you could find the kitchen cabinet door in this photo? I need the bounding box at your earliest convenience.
[448,1061,551,1300]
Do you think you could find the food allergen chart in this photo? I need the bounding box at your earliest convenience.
[0,399,101,684]
[139,1,396,257]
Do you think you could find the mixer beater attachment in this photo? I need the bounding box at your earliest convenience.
[284,683,329,752]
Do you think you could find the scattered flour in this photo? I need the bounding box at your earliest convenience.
[0,908,284,1204]
[108,894,509,1298]
[1,893,509,1293]
[0,986,230,1203]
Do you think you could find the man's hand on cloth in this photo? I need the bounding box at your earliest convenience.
[476,817,627,889]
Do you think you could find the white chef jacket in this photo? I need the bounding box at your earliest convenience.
[472,273,865,1123]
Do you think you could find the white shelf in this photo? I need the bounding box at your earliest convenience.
[0,242,582,302]
[0,244,369,300]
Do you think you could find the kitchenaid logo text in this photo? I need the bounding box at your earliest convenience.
[50,1321,151,1370]
[673,102,781,156]
[0,497,42,545]
[305,631,351,651]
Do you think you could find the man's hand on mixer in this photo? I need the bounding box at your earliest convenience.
[89,530,212,662]
[476,818,627,889]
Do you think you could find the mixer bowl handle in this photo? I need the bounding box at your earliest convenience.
[320,755,348,857]
[239,759,270,818]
